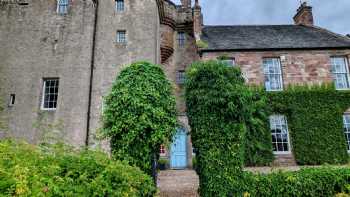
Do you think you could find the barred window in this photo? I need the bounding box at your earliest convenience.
[176,70,186,85]
[270,115,291,154]
[41,79,59,110]
[263,58,283,91]
[343,114,350,152]
[116,0,124,12]
[117,30,127,44]
[178,32,185,47]
[331,57,350,90]
[57,0,69,14]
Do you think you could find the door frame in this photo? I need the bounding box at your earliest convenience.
[170,128,188,169]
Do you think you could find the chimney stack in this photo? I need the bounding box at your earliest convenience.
[293,2,314,26]
[193,0,203,41]
[181,0,191,8]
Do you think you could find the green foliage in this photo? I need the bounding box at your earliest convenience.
[244,90,274,166]
[185,60,256,196]
[196,40,209,49]
[102,62,177,175]
[267,85,350,165]
[241,167,350,197]
[0,140,156,196]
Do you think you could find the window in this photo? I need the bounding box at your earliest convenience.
[221,59,235,67]
[9,94,15,107]
[343,114,350,152]
[269,115,291,154]
[331,57,350,90]
[176,70,186,85]
[41,79,59,110]
[178,32,185,47]
[263,58,283,91]
[57,0,69,14]
[116,30,127,44]
[160,145,166,155]
[115,0,124,12]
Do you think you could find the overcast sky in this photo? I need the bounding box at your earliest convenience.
[172,0,350,35]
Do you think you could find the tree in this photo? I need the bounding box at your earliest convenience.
[102,62,177,175]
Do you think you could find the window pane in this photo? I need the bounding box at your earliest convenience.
[117,31,126,43]
[343,114,350,151]
[178,32,185,47]
[42,79,59,110]
[263,58,283,91]
[116,0,124,11]
[269,115,290,153]
[331,57,350,90]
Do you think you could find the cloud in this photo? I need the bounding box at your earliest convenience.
[193,0,350,35]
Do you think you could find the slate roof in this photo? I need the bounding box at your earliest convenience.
[200,25,350,51]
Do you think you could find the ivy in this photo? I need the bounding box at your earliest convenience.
[266,85,350,165]
[102,62,177,175]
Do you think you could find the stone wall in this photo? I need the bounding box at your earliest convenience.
[0,0,96,146]
[201,50,350,87]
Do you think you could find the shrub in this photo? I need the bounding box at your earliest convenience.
[185,60,255,196]
[0,140,156,196]
[102,62,177,175]
[267,85,350,165]
[241,167,350,197]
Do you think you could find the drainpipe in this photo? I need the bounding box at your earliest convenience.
[86,0,99,147]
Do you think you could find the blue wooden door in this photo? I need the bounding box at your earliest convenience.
[170,128,187,169]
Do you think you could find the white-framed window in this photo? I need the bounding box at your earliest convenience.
[343,114,350,152]
[41,79,59,110]
[263,58,283,91]
[221,59,235,67]
[178,32,185,47]
[269,115,291,154]
[9,94,15,107]
[115,0,124,12]
[116,30,127,44]
[331,57,350,90]
[57,0,69,15]
[176,70,186,85]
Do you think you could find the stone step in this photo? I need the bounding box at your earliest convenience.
[157,170,199,197]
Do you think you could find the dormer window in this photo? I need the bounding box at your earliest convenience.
[57,0,69,15]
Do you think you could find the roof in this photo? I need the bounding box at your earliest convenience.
[200,25,350,51]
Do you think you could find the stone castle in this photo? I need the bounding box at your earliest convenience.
[1,0,350,168]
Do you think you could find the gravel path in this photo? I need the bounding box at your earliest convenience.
[157,170,199,197]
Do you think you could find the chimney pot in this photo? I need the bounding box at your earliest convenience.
[293,2,314,26]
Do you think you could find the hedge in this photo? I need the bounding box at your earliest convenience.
[0,140,156,196]
[267,85,350,165]
[185,60,257,196]
[102,62,177,175]
[240,167,350,197]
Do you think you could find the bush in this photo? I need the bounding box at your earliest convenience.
[102,62,177,175]
[185,60,255,196]
[0,140,156,196]
[267,85,350,165]
[241,167,350,197]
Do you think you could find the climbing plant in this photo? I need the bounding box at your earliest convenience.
[185,60,257,196]
[102,62,177,175]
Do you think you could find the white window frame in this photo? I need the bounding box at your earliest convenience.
[9,94,15,107]
[41,79,59,111]
[116,30,127,44]
[263,58,284,91]
[343,114,350,153]
[331,57,350,90]
[176,70,186,85]
[115,0,124,12]
[57,0,69,15]
[269,115,291,155]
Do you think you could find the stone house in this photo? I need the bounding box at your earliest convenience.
[0,0,350,168]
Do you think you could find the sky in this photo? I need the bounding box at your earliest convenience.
[172,0,350,35]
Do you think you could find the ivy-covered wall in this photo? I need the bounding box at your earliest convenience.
[266,85,350,165]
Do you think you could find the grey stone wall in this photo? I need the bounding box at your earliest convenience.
[88,0,161,148]
[0,0,96,146]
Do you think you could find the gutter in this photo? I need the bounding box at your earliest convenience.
[86,0,98,147]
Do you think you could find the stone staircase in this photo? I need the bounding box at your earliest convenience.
[157,170,199,197]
